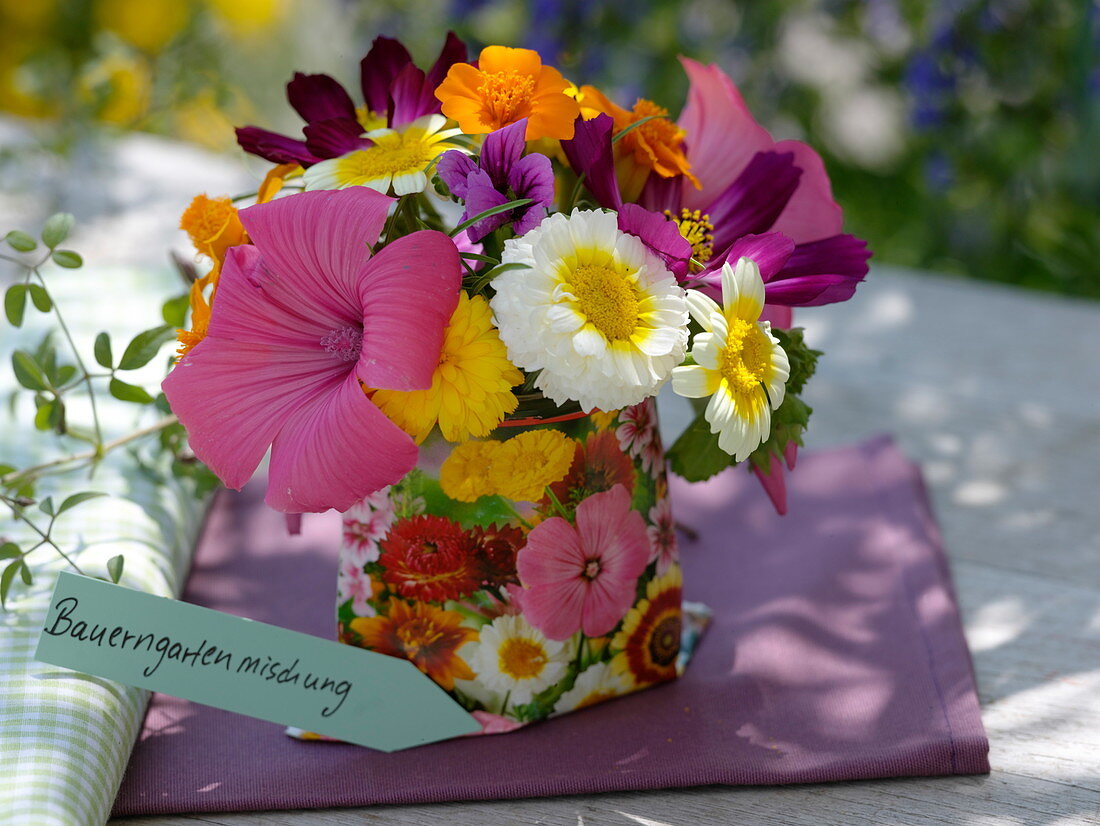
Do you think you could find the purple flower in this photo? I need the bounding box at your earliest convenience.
[436,119,554,242]
[562,114,871,310]
[236,33,467,167]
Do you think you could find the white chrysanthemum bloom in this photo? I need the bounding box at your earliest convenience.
[303,114,464,196]
[551,661,631,716]
[491,209,689,411]
[672,257,790,462]
[465,614,570,705]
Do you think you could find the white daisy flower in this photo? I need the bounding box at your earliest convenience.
[303,114,465,196]
[551,662,630,716]
[491,209,689,411]
[465,614,570,705]
[671,257,790,462]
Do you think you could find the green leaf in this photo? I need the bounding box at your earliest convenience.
[27,283,51,312]
[50,250,83,269]
[748,394,813,474]
[106,554,125,583]
[19,561,31,585]
[57,491,107,516]
[11,350,49,391]
[666,410,736,482]
[41,213,75,248]
[153,392,172,415]
[39,496,54,516]
[449,198,534,237]
[33,400,54,431]
[0,542,21,560]
[458,252,499,264]
[4,284,27,327]
[56,365,77,386]
[611,114,665,145]
[4,230,36,252]
[161,293,189,328]
[117,324,175,370]
[94,332,113,368]
[109,377,154,404]
[772,328,821,396]
[0,559,20,608]
[465,262,530,294]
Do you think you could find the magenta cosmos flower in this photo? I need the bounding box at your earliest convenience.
[162,188,461,514]
[516,485,650,640]
[236,32,467,166]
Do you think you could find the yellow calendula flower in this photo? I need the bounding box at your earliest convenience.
[179,194,247,265]
[489,429,575,503]
[439,440,501,502]
[374,292,522,444]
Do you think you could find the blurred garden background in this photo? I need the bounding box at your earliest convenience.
[1,0,1097,297]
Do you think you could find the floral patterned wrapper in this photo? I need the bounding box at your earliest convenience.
[336,398,684,731]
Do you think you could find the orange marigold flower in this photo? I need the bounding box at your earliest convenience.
[579,85,699,199]
[179,194,247,264]
[176,267,218,359]
[435,46,580,141]
[350,601,477,691]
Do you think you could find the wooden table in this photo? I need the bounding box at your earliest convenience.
[6,127,1094,825]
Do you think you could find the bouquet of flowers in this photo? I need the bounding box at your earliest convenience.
[166,34,869,731]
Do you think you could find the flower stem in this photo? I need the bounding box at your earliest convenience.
[33,268,103,456]
[543,486,571,522]
[0,494,87,576]
[0,415,179,489]
[573,633,587,672]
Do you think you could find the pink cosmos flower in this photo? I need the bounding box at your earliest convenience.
[647,497,678,575]
[338,561,375,617]
[516,485,649,640]
[162,187,461,513]
[342,488,395,565]
[615,399,660,475]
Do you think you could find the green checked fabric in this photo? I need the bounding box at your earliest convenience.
[0,266,208,826]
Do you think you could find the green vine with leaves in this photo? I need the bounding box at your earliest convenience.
[0,213,210,608]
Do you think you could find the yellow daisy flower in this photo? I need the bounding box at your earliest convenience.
[303,113,465,196]
[439,440,501,502]
[373,292,522,444]
[489,429,575,502]
[671,258,790,462]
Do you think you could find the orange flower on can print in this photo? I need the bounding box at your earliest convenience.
[435,46,580,140]
[547,429,636,508]
[350,601,477,691]
[611,566,683,688]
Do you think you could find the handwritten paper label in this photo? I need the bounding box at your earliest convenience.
[35,572,480,751]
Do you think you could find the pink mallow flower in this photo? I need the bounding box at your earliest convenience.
[163,187,461,513]
[516,485,649,640]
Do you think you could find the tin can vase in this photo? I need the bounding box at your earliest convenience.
[336,395,682,730]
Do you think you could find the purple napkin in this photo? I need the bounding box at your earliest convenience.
[112,436,988,815]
